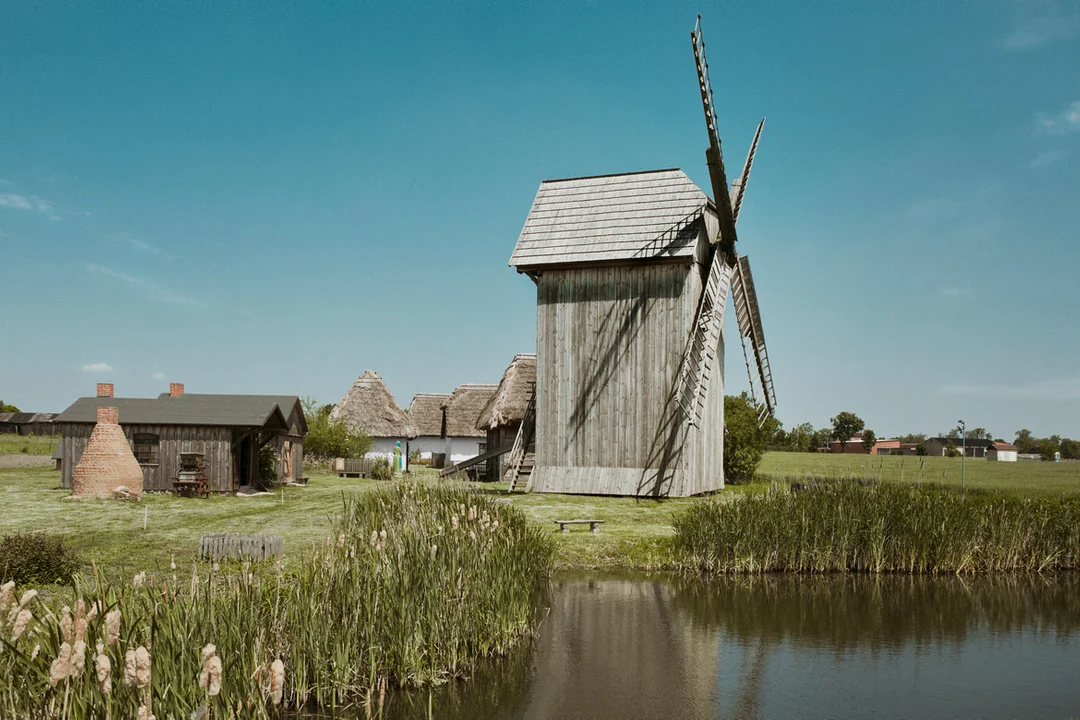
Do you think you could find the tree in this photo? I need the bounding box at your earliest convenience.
[724,395,766,483]
[969,427,992,441]
[898,433,927,444]
[1038,436,1061,462]
[1061,438,1080,460]
[915,442,928,456]
[861,429,877,454]
[301,397,374,460]
[0,400,18,413]
[829,412,865,453]
[1015,429,1036,454]
[944,440,960,458]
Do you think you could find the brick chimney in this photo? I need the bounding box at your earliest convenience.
[96,383,114,398]
[71,406,144,499]
[169,382,184,398]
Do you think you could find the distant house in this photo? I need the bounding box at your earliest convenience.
[987,442,1018,462]
[0,412,58,436]
[871,439,919,456]
[475,353,536,481]
[408,393,452,463]
[54,382,306,493]
[331,370,415,459]
[441,384,498,463]
[923,437,994,458]
[827,435,869,454]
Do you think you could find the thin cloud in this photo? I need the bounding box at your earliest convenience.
[86,263,204,306]
[1035,101,1080,136]
[1031,149,1068,168]
[0,191,61,220]
[1003,15,1079,50]
[82,363,114,373]
[152,372,167,381]
[943,376,1080,401]
[940,288,966,297]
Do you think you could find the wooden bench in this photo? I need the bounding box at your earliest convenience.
[555,519,604,533]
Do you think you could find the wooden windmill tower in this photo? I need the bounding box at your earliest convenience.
[507,16,775,497]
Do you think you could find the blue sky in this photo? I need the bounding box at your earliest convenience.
[1,2,1077,439]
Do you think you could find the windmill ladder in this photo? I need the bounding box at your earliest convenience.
[507,387,537,493]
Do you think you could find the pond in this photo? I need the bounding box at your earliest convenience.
[315,572,1080,718]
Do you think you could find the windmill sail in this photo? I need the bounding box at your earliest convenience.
[677,245,732,426]
[731,255,776,424]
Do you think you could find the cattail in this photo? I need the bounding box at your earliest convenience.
[105,609,121,646]
[451,515,459,531]
[369,530,378,548]
[170,556,176,571]
[134,646,151,687]
[337,532,346,549]
[132,572,146,590]
[18,589,37,607]
[199,644,222,696]
[431,544,438,559]
[0,580,14,613]
[469,530,477,543]
[136,704,155,720]
[71,640,87,677]
[60,606,73,642]
[95,651,112,694]
[269,659,284,706]
[124,650,138,686]
[49,642,73,686]
[74,600,89,643]
[468,505,477,521]
[481,511,490,528]
[11,608,31,641]
[459,503,466,517]
[31,643,40,660]
[491,519,499,532]
[379,529,387,545]
[86,600,101,623]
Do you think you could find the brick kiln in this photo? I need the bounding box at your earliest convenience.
[71,404,144,499]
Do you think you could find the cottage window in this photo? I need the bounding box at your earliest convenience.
[133,433,160,465]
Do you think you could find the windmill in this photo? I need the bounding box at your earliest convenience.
[677,15,777,428]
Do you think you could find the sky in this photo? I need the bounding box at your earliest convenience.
[1,1,1078,439]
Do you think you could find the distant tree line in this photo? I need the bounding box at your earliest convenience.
[0,399,19,413]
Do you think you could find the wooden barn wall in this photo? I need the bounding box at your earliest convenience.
[59,424,234,492]
[532,261,722,497]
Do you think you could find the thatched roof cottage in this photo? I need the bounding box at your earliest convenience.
[475,353,536,480]
[407,393,451,462]
[442,384,497,463]
[331,370,415,458]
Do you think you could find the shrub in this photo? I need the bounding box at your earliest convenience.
[0,532,80,585]
[259,445,280,489]
[371,456,392,481]
[724,394,765,483]
[302,398,374,460]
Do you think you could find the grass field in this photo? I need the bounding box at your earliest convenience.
[757,451,1080,496]
[0,434,58,455]
[2,452,1079,580]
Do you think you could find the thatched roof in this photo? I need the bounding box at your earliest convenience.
[443,384,498,439]
[475,354,536,430]
[408,393,450,437]
[331,370,415,439]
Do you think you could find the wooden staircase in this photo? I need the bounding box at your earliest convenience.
[507,385,537,493]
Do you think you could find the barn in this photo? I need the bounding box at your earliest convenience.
[53,383,306,493]
[509,169,726,497]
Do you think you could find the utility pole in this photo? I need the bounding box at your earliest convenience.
[958,419,966,499]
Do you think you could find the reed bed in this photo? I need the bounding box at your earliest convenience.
[673,479,1080,575]
[0,482,554,719]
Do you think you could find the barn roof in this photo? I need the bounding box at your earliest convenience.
[0,412,56,424]
[54,396,291,430]
[156,394,307,434]
[508,169,713,269]
[476,354,537,430]
[443,384,498,438]
[408,393,450,437]
[331,370,415,439]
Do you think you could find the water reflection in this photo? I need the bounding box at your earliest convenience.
[318,573,1080,719]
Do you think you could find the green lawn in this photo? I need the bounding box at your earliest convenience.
[0,434,58,455]
[757,452,1080,496]
[3,451,1078,582]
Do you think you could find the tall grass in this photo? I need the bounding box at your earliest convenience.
[0,481,554,718]
[673,479,1080,574]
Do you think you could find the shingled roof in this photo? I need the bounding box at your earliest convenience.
[331,370,415,439]
[476,354,536,430]
[408,393,450,437]
[443,384,498,438]
[54,396,291,430]
[508,169,714,268]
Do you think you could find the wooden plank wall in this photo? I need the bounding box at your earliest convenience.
[58,424,234,492]
[533,261,724,497]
